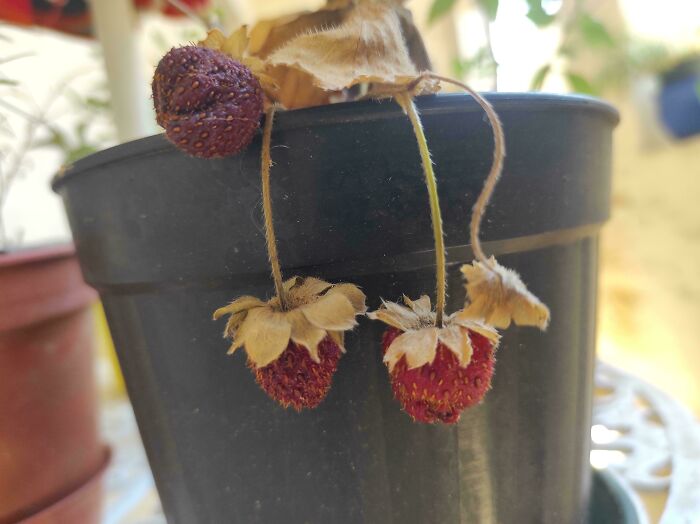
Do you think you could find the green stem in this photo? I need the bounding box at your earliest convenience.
[396,92,447,327]
[260,106,288,309]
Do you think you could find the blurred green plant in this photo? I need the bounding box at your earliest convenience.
[428,0,620,95]
[0,39,116,249]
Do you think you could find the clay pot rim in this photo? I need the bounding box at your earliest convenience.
[15,447,111,524]
[0,243,75,269]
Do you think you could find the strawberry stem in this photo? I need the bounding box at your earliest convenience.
[260,106,288,310]
[396,92,446,327]
[424,73,505,266]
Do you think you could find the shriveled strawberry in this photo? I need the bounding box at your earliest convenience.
[152,45,263,158]
[381,326,495,424]
[368,295,500,424]
[251,336,342,411]
[214,277,366,410]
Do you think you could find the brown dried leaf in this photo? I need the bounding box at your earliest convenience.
[403,294,433,321]
[327,283,368,315]
[384,327,438,372]
[243,308,292,367]
[437,325,473,367]
[267,2,421,93]
[450,315,501,344]
[287,309,327,363]
[301,292,357,331]
[461,257,550,330]
[287,276,334,303]
[215,276,365,366]
[248,2,353,59]
[212,295,265,321]
[368,300,421,331]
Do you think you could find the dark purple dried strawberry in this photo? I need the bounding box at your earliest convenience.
[152,46,263,158]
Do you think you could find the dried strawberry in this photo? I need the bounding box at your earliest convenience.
[381,326,496,424]
[152,45,263,158]
[369,295,500,424]
[214,277,366,410]
[251,336,343,410]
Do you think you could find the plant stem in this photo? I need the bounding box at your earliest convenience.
[396,92,446,327]
[260,106,287,309]
[424,73,505,265]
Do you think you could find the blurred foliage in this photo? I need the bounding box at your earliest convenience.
[0,36,116,248]
[31,82,115,165]
[428,0,698,96]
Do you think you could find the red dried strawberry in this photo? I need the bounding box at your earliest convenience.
[152,45,263,158]
[368,295,500,424]
[251,336,343,411]
[213,277,367,410]
[381,326,496,424]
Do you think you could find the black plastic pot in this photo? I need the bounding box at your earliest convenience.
[54,93,617,524]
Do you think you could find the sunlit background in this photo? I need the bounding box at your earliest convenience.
[2,0,699,458]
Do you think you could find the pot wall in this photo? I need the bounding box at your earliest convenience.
[54,93,618,524]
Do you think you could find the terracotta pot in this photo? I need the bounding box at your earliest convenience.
[0,245,101,524]
[18,449,110,524]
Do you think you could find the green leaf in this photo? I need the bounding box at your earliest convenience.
[530,64,551,91]
[84,97,110,110]
[428,0,458,24]
[565,71,598,95]
[578,13,615,48]
[526,0,555,27]
[476,0,499,21]
[65,145,98,164]
[452,48,496,78]
[0,79,18,86]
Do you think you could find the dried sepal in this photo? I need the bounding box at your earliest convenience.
[368,295,500,372]
[460,257,550,330]
[214,276,366,367]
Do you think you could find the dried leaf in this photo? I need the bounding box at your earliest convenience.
[451,315,500,344]
[267,2,421,93]
[369,296,501,370]
[244,309,293,367]
[248,3,352,59]
[288,276,334,303]
[437,325,473,367]
[403,294,433,320]
[368,300,421,331]
[224,310,248,338]
[301,292,357,331]
[461,257,550,330]
[384,327,438,371]
[213,296,265,321]
[215,276,365,367]
[327,283,368,314]
[287,309,327,363]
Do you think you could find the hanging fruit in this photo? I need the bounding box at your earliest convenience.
[151,0,550,421]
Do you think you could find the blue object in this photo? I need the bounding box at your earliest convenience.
[658,59,700,139]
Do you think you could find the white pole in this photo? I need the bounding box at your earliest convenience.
[89,0,154,142]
